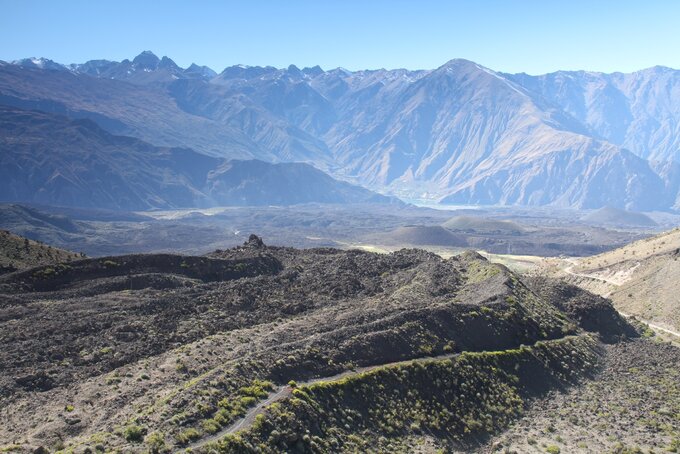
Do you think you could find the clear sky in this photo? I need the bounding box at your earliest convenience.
[1,0,679,74]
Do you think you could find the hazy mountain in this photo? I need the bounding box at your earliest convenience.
[205,159,394,206]
[319,59,676,210]
[0,54,336,165]
[3,53,680,210]
[70,51,218,85]
[508,66,680,162]
[0,106,393,210]
[10,57,67,71]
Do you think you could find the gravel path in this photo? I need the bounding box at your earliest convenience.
[564,264,680,338]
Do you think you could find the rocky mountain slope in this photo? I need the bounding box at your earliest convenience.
[0,106,393,210]
[3,53,680,210]
[508,66,680,163]
[482,338,680,453]
[0,235,642,453]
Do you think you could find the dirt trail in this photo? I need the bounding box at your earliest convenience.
[563,262,680,339]
[563,262,620,286]
[182,350,468,451]
[618,311,680,338]
[183,336,593,452]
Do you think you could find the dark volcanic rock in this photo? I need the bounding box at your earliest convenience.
[525,276,639,342]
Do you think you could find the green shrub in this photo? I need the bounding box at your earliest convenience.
[239,396,257,408]
[641,326,655,338]
[33,267,55,278]
[668,437,680,453]
[546,446,560,454]
[443,341,456,353]
[175,428,201,445]
[202,419,221,434]
[145,431,167,453]
[124,424,145,443]
[105,375,121,385]
[234,263,247,271]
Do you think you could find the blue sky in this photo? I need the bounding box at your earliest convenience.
[1,0,679,74]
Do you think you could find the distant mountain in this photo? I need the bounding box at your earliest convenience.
[442,216,526,235]
[205,159,394,206]
[581,206,658,227]
[11,51,218,84]
[10,57,67,71]
[70,51,218,85]
[3,52,680,210]
[508,67,680,163]
[319,59,676,210]
[0,106,394,210]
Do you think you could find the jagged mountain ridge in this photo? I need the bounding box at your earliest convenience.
[3,52,680,210]
[11,52,217,84]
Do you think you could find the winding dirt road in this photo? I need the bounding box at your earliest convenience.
[563,263,620,286]
[563,262,680,338]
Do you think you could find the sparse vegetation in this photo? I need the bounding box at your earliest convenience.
[487,339,680,452]
[123,424,145,443]
[175,428,201,445]
[0,229,79,273]
[0,237,656,452]
[211,335,598,453]
[145,431,167,453]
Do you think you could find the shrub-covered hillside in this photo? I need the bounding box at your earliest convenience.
[0,229,82,274]
[0,235,638,452]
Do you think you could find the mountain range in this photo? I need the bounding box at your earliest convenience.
[2,52,680,210]
[0,106,391,210]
